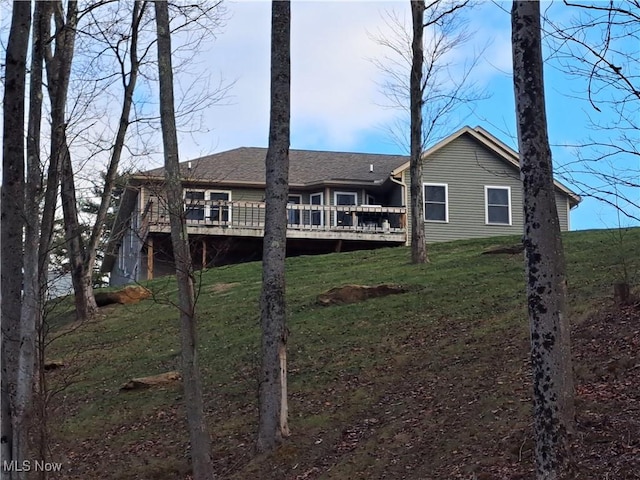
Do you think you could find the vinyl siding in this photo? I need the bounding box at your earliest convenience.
[110,191,143,285]
[404,133,572,244]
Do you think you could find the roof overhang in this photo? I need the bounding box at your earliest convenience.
[128,174,391,191]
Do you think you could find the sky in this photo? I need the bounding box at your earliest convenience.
[1,0,638,232]
[161,0,638,232]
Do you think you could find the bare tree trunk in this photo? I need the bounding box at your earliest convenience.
[67,1,144,312]
[12,2,48,478]
[512,2,575,478]
[84,1,144,292]
[410,0,427,264]
[256,0,291,454]
[60,136,98,321]
[39,3,61,285]
[1,2,31,477]
[154,2,214,478]
[0,1,31,479]
[43,0,97,322]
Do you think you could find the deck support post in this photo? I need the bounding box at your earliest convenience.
[202,238,207,269]
[147,237,154,280]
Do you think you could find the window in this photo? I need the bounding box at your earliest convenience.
[334,192,357,226]
[424,184,448,222]
[310,192,324,226]
[185,191,205,221]
[485,186,511,225]
[208,191,230,223]
[287,195,301,225]
[184,190,231,223]
[118,243,125,271]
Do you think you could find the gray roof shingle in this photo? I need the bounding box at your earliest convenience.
[140,147,408,186]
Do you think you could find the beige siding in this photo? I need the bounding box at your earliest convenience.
[404,133,571,243]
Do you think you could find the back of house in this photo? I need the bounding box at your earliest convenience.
[102,125,580,285]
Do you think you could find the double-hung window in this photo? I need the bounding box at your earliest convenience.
[423,183,448,222]
[485,186,511,225]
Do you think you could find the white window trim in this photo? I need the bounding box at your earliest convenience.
[485,185,512,226]
[365,193,376,205]
[118,243,125,271]
[184,189,232,223]
[310,192,324,227]
[287,194,302,225]
[208,189,232,223]
[423,183,449,223]
[333,191,357,226]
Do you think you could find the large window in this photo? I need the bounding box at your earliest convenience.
[185,191,205,221]
[334,192,357,226]
[185,190,231,223]
[208,191,230,222]
[310,192,324,226]
[424,183,448,222]
[485,186,511,225]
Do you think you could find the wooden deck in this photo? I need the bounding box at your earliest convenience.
[140,200,407,244]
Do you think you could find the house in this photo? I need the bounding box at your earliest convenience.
[102,126,580,286]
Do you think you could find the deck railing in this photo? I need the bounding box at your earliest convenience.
[142,199,407,238]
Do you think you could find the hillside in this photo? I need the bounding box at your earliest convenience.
[46,228,640,479]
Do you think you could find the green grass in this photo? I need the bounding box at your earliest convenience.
[45,228,640,479]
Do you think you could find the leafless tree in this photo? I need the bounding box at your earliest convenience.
[13,2,52,478]
[374,1,481,263]
[154,1,214,478]
[256,0,291,454]
[544,0,639,223]
[409,0,428,264]
[1,1,30,477]
[44,0,227,322]
[512,1,575,478]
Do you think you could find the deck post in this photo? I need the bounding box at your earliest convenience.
[202,238,207,269]
[147,236,154,280]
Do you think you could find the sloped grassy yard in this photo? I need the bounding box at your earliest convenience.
[46,228,639,479]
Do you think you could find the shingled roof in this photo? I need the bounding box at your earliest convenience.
[138,147,409,186]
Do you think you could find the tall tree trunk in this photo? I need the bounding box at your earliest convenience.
[512,2,575,479]
[39,2,61,285]
[410,0,427,264]
[84,1,144,290]
[256,0,291,454]
[14,2,47,478]
[60,136,98,321]
[1,1,31,477]
[154,2,214,478]
[44,0,96,322]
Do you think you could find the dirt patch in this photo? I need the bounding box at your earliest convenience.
[120,371,182,391]
[95,286,151,307]
[209,282,240,294]
[482,244,524,255]
[317,284,409,306]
